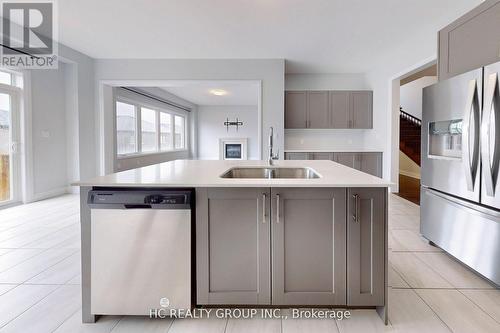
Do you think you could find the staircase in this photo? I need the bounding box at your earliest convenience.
[400,107,421,165]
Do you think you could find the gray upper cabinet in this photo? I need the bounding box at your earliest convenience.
[271,188,347,305]
[285,91,307,128]
[347,188,386,306]
[285,90,373,129]
[307,91,330,128]
[196,188,271,305]
[330,91,350,128]
[438,0,500,80]
[351,91,373,129]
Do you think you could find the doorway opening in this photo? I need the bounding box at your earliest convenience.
[397,64,437,204]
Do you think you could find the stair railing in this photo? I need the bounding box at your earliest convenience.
[400,107,421,126]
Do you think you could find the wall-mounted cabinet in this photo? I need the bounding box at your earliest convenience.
[284,152,383,178]
[285,90,373,129]
[438,0,500,80]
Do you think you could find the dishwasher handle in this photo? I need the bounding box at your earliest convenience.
[124,204,152,209]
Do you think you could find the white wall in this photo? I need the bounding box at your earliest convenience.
[112,87,196,172]
[197,106,258,160]
[284,73,384,153]
[30,64,69,197]
[95,59,284,175]
[399,151,421,179]
[400,76,437,119]
[25,44,95,201]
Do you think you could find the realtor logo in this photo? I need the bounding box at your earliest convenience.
[0,0,58,68]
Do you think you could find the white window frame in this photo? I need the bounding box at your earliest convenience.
[0,69,22,207]
[115,97,188,159]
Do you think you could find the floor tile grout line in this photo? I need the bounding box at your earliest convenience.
[49,306,81,333]
[19,248,81,285]
[0,247,54,274]
[457,289,500,326]
[389,264,412,288]
[0,283,67,329]
[410,288,454,333]
[0,247,80,284]
[0,223,79,249]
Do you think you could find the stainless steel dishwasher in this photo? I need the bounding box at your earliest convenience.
[88,189,193,315]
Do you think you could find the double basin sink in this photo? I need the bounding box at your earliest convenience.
[220,167,320,179]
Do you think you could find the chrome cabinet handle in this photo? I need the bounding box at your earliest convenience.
[352,194,360,223]
[481,73,498,196]
[276,194,280,224]
[262,193,267,224]
[462,79,480,192]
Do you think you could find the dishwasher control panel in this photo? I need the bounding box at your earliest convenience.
[88,189,193,209]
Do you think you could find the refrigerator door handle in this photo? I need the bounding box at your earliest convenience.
[481,72,498,196]
[462,79,479,192]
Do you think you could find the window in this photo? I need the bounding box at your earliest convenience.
[141,107,157,152]
[160,113,172,150]
[115,100,187,157]
[116,102,136,155]
[174,115,185,149]
[0,72,12,85]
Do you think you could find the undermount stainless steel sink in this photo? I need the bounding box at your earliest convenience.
[220,167,321,179]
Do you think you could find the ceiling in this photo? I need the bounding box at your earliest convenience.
[58,0,481,73]
[159,81,259,106]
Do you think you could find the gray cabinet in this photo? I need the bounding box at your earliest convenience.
[334,152,357,169]
[285,91,307,128]
[334,152,382,177]
[285,90,373,129]
[271,188,347,305]
[311,152,333,160]
[285,152,311,160]
[347,188,386,306]
[438,0,500,80]
[330,91,350,128]
[196,188,271,305]
[359,153,383,177]
[351,91,373,129]
[307,91,330,128]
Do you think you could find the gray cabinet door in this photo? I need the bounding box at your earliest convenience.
[359,152,382,177]
[333,152,357,169]
[285,152,310,160]
[285,91,307,128]
[196,188,271,305]
[438,0,500,80]
[351,91,373,129]
[330,91,350,128]
[311,152,333,160]
[347,188,386,306]
[307,91,329,128]
[271,188,347,305]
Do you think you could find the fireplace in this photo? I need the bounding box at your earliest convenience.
[219,138,248,160]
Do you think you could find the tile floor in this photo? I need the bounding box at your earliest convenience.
[0,193,499,332]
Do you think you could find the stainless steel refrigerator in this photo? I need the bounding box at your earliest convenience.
[421,60,500,286]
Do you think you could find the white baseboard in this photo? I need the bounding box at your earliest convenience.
[29,187,68,203]
[399,170,421,179]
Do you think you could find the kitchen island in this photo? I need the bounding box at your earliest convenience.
[75,160,391,324]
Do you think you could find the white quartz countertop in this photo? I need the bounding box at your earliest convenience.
[74,160,391,188]
[284,149,383,153]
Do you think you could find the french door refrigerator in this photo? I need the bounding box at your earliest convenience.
[421,60,500,286]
